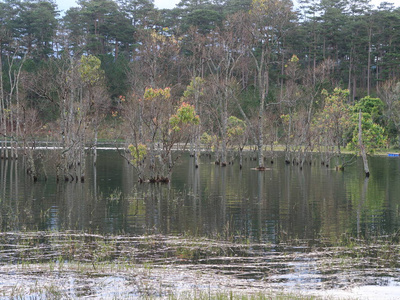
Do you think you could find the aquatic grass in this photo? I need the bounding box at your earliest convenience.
[107,187,123,204]
[1,231,399,298]
[4,281,69,299]
[167,290,322,300]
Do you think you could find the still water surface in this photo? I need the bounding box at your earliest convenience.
[1,150,400,243]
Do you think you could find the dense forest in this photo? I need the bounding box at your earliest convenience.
[1,0,400,182]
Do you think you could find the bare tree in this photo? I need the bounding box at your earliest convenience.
[312,88,354,170]
[246,0,295,169]
[180,77,205,168]
[24,54,108,182]
[379,80,400,147]
[209,19,246,165]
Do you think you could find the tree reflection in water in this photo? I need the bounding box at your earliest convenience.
[0,151,399,243]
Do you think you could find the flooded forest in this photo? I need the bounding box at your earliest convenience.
[1,0,400,298]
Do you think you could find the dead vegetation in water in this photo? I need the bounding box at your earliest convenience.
[1,231,400,298]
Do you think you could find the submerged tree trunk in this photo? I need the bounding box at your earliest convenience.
[194,127,200,168]
[256,69,267,170]
[0,41,6,160]
[221,102,228,167]
[358,110,369,177]
[257,117,264,169]
[94,125,98,166]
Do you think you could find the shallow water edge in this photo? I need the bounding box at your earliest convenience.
[1,231,400,299]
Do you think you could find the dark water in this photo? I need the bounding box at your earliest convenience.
[1,150,400,244]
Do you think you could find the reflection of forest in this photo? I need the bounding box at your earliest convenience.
[1,152,400,243]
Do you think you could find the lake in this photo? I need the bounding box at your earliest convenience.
[2,150,400,241]
[1,150,400,298]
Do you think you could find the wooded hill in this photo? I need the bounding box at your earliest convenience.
[1,0,400,181]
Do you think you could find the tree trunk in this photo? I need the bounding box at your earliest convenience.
[358,110,369,177]
[257,118,264,169]
[367,27,372,96]
[257,69,267,170]
[94,124,98,166]
[0,41,5,160]
[194,126,199,168]
[239,147,243,169]
[221,100,227,167]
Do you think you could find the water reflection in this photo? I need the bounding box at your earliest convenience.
[1,152,400,244]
